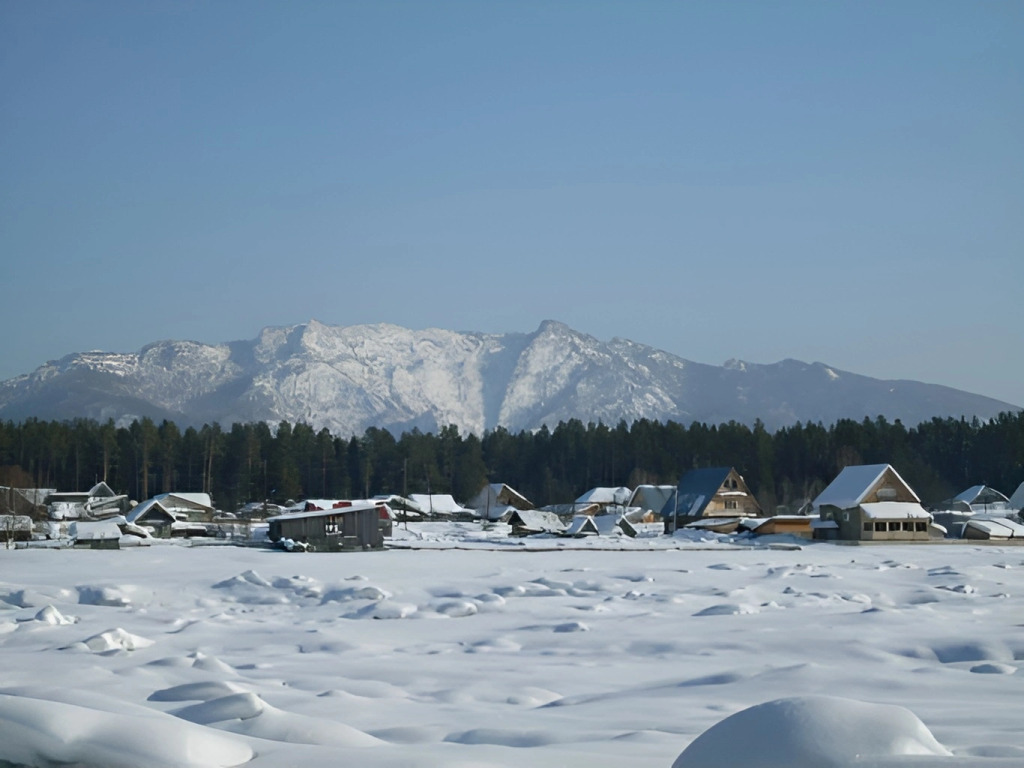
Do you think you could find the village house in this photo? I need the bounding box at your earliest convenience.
[660,467,762,533]
[466,483,533,521]
[935,485,1012,516]
[267,502,385,551]
[811,464,932,542]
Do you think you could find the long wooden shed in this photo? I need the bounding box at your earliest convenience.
[267,503,384,551]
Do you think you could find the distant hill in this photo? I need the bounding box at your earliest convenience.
[0,319,1017,435]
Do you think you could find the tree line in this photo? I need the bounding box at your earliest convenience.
[0,412,1022,513]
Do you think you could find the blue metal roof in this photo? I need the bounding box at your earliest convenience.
[659,467,734,520]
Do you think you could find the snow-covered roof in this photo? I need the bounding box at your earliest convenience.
[859,502,931,520]
[574,487,631,506]
[508,510,565,533]
[564,516,599,536]
[70,520,122,540]
[627,485,676,512]
[408,494,472,516]
[813,464,919,509]
[372,495,426,513]
[126,499,176,524]
[267,502,379,523]
[965,518,1024,538]
[466,483,533,515]
[952,485,1009,506]
[159,492,213,509]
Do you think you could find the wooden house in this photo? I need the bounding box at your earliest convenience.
[660,467,762,533]
[267,503,384,551]
[739,516,813,538]
[811,464,931,542]
[126,499,177,537]
[467,483,534,521]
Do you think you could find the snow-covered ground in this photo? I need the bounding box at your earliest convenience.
[2,526,1023,767]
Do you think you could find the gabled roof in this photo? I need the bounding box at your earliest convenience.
[466,483,533,515]
[126,498,176,524]
[660,467,733,519]
[507,510,565,533]
[859,502,930,520]
[140,492,214,513]
[812,464,920,509]
[628,485,677,512]
[965,518,1024,539]
[87,481,117,498]
[952,485,1010,506]
[408,494,472,516]
[564,515,600,536]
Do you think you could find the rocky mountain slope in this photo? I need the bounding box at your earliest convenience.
[0,320,1016,435]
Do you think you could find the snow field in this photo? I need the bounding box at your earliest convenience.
[1,536,1023,767]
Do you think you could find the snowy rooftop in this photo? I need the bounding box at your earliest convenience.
[812,464,920,509]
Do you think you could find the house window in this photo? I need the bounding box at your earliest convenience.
[901,521,913,532]
[915,522,927,532]
[863,522,872,532]
[888,522,901,531]
[874,522,886,532]
[725,500,737,510]
[842,512,849,522]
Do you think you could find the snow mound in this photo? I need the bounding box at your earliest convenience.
[77,585,133,607]
[0,688,252,768]
[149,681,249,702]
[672,695,951,768]
[176,692,382,747]
[30,605,76,625]
[693,603,758,616]
[80,627,154,652]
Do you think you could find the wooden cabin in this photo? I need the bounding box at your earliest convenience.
[811,464,931,542]
[660,467,762,533]
[267,503,384,551]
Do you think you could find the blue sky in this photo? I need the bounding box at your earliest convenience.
[3,1,1022,408]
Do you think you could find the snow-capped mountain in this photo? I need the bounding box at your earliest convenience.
[0,320,1017,435]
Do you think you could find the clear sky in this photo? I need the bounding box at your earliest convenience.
[3,1,1022,407]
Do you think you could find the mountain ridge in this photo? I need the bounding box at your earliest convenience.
[0,320,1017,435]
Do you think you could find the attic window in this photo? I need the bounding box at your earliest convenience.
[877,487,898,501]
[725,500,737,510]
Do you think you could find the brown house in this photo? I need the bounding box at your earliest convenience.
[660,467,762,533]
[811,464,931,541]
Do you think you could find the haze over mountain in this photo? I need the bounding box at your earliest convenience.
[0,320,1016,436]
